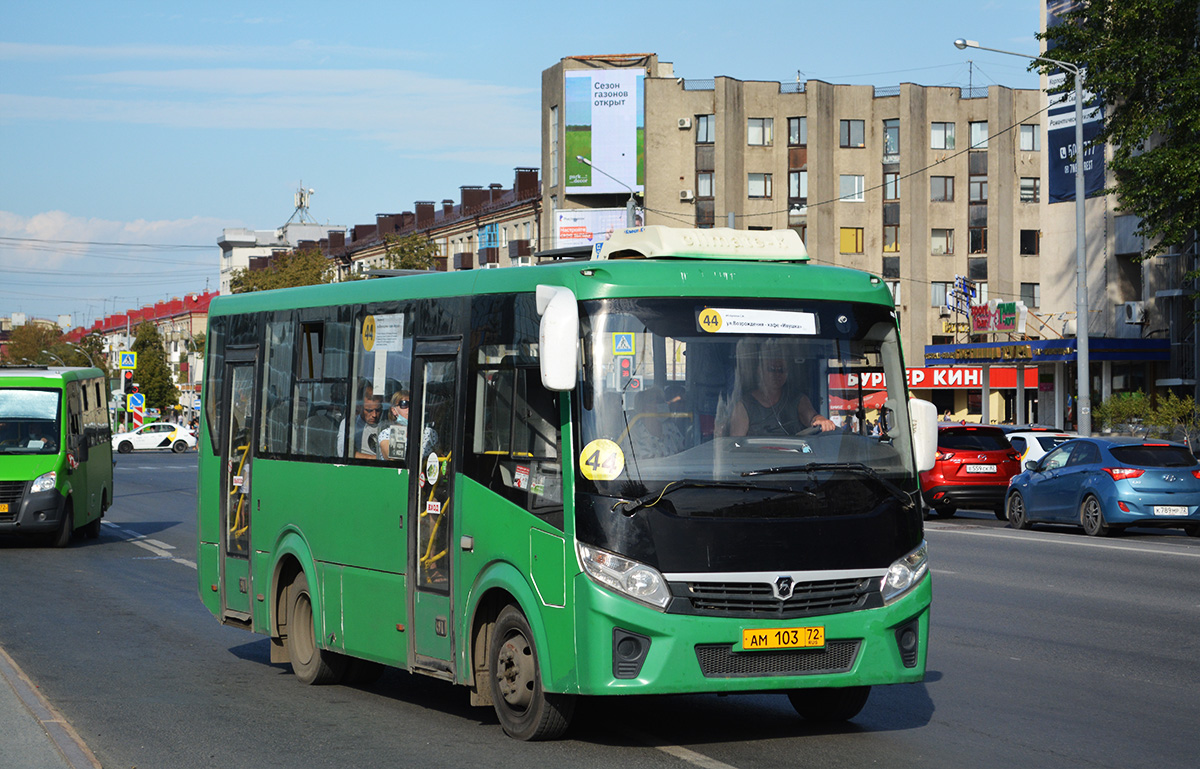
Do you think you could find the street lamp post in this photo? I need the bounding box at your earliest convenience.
[575,155,638,228]
[66,343,96,367]
[41,351,67,366]
[954,38,1090,436]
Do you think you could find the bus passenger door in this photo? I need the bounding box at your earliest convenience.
[220,354,257,622]
[407,340,462,674]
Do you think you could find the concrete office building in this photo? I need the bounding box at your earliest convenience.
[541,54,1043,387]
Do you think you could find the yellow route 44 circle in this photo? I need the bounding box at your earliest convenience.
[579,439,625,481]
[361,315,377,351]
[698,308,723,333]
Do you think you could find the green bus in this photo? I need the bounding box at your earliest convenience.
[0,366,113,546]
[197,226,937,740]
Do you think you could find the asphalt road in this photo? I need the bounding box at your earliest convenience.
[1,454,1198,768]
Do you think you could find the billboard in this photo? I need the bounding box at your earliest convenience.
[563,70,645,195]
[555,208,643,249]
[1045,0,1106,203]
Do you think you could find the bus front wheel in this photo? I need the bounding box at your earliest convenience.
[285,572,347,685]
[788,686,871,722]
[488,605,574,740]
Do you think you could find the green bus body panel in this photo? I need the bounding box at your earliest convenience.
[198,542,220,614]
[339,566,406,665]
[530,528,566,608]
[570,575,932,695]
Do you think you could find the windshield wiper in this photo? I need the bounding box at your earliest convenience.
[613,478,814,516]
[741,462,915,511]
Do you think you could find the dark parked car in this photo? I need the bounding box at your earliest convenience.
[920,424,1022,519]
[1006,438,1200,537]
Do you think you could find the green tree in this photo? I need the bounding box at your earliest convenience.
[230,247,335,293]
[1038,1,1200,259]
[1093,390,1151,432]
[1147,391,1200,444]
[1,323,63,364]
[382,233,439,270]
[130,321,179,412]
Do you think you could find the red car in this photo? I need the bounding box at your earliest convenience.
[920,424,1023,519]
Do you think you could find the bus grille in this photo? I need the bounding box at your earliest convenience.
[0,481,23,522]
[695,640,860,678]
[671,578,878,618]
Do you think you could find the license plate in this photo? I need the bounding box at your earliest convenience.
[742,626,825,651]
[1153,505,1188,516]
[0,503,7,513]
[966,464,997,473]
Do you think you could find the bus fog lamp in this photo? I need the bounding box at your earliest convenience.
[31,472,57,494]
[578,543,671,609]
[881,541,928,604]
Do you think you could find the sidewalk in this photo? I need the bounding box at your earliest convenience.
[0,646,98,769]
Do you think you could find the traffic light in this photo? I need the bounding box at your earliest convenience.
[619,356,632,383]
[122,370,133,394]
[131,382,139,395]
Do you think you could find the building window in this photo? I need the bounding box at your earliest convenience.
[1021,282,1041,307]
[748,173,773,198]
[1020,177,1041,203]
[1020,229,1040,255]
[788,170,807,201]
[932,281,952,308]
[931,229,954,255]
[974,280,989,304]
[883,224,899,252]
[886,280,901,305]
[969,175,988,202]
[550,106,559,187]
[969,226,987,254]
[931,176,954,201]
[840,227,864,254]
[931,122,956,150]
[788,116,807,146]
[696,114,715,144]
[884,171,900,201]
[1019,124,1041,152]
[697,171,713,199]
[969,121,988,149]
[839,119,865,148]
[748,117,774,146]
[883,119,900,157]
[839,174,865,202]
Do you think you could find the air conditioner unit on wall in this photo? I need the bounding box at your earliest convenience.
[938,306,951,317]
[678,117,692,129]
[679,189,695,202]
[1124,300,1146,324]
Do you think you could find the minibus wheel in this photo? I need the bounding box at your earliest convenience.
[285,572,347,685]
[50,500,73,548]
[488,605,574,740]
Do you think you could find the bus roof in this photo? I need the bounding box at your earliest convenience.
[596,226,808,262]
[0,366,105,384]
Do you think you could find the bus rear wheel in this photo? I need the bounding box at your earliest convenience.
[788,686,871,722]
[488,605,574,740]
[285,572,347,685]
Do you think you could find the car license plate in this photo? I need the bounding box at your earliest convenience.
[1153,505,1188,516]
[742,626,825,651]
[966,464,997,473]
[0,503,7,513]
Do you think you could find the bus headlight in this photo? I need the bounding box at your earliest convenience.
[578,543,671,609]
[881,541,929,604]
[30,472,57,494]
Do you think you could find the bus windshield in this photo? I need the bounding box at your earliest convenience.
[576,297,919,561]
[0,388,62,454]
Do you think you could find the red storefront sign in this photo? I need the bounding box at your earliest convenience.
[831,367,1038,391]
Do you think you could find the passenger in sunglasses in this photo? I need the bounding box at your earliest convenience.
[380,391,411,460]
[337,382,386,459]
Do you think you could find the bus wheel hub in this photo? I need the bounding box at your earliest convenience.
[497,636,534,708]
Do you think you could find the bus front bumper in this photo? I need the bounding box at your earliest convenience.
[569,573,931,696]
[0,483,68,536]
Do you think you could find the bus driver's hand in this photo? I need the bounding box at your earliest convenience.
[812,414,837,432]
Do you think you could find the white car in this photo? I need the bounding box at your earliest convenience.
[1006,429,1075,467]
[112,422,197,454]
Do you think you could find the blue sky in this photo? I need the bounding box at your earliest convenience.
[0,0,1042,326]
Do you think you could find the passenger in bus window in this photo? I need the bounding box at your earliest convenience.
[379,390,410,460]
[337,381,384,459]
[725,340,836,437]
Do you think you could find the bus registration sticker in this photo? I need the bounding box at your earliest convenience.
[740,626,825,651]
[579,439,624,481]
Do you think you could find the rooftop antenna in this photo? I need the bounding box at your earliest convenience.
[285,182,317,225]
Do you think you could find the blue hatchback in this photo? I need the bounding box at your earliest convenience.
[1005,438,1200,537]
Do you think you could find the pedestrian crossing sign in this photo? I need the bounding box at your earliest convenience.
[612,332,635,356]
[118,351,137,370]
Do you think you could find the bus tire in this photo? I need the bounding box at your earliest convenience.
[285,572,347,685]
[788,685,871,722]
[172,440,188,453]
[50,500,73,548]
[488,605,574,740]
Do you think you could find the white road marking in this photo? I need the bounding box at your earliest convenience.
[101,521,196,569]
[927,525,1200,558]
[628,731,742,769]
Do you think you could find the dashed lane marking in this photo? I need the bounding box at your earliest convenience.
[101,521,196,569]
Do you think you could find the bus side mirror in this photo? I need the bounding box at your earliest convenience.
[536,285,579,391]
[909,398,938,473]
